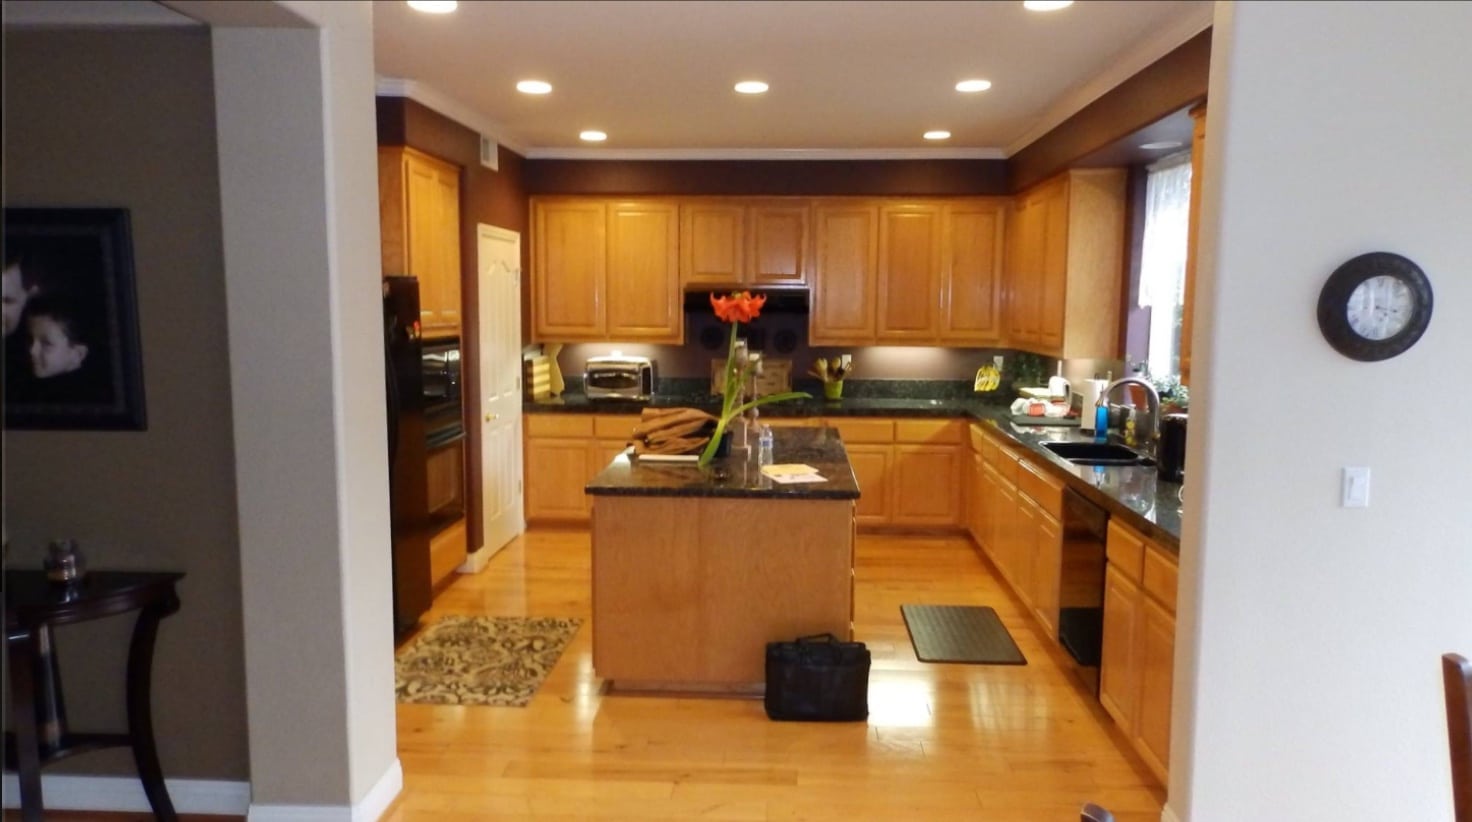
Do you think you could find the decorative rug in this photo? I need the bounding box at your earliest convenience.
[395,615,582,706]
[900,604,1026,665]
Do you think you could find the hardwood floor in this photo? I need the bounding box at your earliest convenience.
[384,528,1165,821]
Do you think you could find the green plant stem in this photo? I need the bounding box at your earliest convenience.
[698,320,813,467]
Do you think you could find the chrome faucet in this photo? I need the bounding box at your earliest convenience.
[1103,376,1161,450]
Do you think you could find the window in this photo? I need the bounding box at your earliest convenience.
[1136,151,1192,380]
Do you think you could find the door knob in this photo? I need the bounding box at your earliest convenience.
[485,413,498,422]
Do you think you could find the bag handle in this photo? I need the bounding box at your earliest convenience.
[796,633,840,644]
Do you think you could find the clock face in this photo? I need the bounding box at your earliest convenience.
[1345,274,1413,341]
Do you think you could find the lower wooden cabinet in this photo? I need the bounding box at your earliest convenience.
[827,417,963,529]
[524,414,634,525]
[428,517,467,589]
[1099,519,1178,785]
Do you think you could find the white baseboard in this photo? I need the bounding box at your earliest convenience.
[246,758,401,822]
[458,544,492,574]
[0,772,249,815]
[1162,803,1183,822]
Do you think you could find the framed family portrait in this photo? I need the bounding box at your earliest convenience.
[3,207,147,430]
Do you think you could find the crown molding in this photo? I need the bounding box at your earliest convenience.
[521,146,1006,162]
[375,78,527,155]
[1004,2,1215,157]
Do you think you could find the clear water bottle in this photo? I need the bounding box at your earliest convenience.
[758,424,774,466]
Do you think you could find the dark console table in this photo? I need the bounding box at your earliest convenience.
[4,570,184,822]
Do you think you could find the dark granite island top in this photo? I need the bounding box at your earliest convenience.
[585,426,860,501]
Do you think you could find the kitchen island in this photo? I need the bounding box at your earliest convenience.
[585,426,860,694]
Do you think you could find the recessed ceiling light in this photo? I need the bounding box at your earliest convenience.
[1023,0,1074,10]
[406,0,458,13]
[955,79,993,93]
[734,81,769,95]
[580,130,608,142]
[516,80,552,95]
[1140,140,1184,150]
[924,130,952,141]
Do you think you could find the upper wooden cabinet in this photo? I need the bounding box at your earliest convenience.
[378,147,462,338]
[810,201,880,346]
[877,204,944,342]
[941,200,1006,344]
[1005,169,1127,359]
[679,199,809,288]
[531,197,681,343]
[1181,103,1207,385]
[816,198,1006,347]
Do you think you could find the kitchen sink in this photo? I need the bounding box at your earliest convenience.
[1040,441,1155,466]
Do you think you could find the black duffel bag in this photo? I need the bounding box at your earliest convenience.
[764,633,870,721]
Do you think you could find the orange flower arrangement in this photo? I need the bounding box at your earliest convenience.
[699,291,809,467]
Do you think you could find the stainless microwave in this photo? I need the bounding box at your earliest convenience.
[584,355,655,400]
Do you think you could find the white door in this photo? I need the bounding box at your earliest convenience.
[478,224,524,557]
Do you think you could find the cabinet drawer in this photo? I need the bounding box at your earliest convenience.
[895,418,963,444]
[429,518,467,587]
[425,439,465,516]
[828,418,894,444]
[994,443,1021,487]
[527,414,594,438]
[1016,458,1064,519]
[1106,520,1145,583]
[593,414,637,440]
[1142,545,1178,614]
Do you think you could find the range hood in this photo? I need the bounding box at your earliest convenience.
[683,289,809,314]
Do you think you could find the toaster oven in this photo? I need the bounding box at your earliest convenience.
[584,355,655,400]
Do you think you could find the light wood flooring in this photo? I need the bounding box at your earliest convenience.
[383,529,1166,821]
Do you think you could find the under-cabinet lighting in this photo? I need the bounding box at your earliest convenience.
[923,130,952,141]
[955,79,993,93]
[516,80,553,95]
[407,1,458,13]
[580,130,608,142]
[734,81,770,95]
[1023,1,1074,11]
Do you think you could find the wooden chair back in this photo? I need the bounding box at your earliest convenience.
[1447,653,1472,822]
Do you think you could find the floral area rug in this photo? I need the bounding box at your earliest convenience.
[394,615,582,707]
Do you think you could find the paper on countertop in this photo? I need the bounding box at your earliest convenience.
[761,464,827,484]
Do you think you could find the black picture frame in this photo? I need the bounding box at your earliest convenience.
[3,207,147,430]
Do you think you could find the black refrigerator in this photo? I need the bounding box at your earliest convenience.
[383,277,433,635]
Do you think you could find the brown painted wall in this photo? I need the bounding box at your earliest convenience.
[1008,29,1211,192]
[526,159,1007,196]
[2,28,247,780]
[376,97,529,556]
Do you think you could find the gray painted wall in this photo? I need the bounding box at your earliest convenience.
[2,28,248,779]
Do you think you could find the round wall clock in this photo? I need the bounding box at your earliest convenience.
[1316,251,1433,361]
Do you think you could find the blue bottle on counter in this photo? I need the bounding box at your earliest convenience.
[1094,398,1109,443]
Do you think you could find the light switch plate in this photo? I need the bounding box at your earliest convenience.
[1341,466,1371,508]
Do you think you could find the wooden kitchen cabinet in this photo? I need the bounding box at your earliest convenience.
[876,203,944,342]
[1004,169,1127,359]
[531,198,681,343]
[824,417,961,529]
[524,414,636,524]
[810,201,880,345]
[1181,103,1207,385]
[941,200,1006,345]
[679,199,809,288]
[606,201,681,341]
[1099,518,1178,785]
[378,146,462,338]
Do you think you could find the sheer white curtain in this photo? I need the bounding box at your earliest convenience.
[1138,151,1193,379]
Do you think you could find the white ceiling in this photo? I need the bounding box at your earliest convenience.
[372,0,1213,159]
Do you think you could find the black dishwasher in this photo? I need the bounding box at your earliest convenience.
[1056,487,1110,686]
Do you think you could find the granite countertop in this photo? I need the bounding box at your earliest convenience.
[585,426,860,501]
[539,391,1182,547]
[967,407,1183,551]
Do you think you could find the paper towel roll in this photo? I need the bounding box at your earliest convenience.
[1078,379,1108,433]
